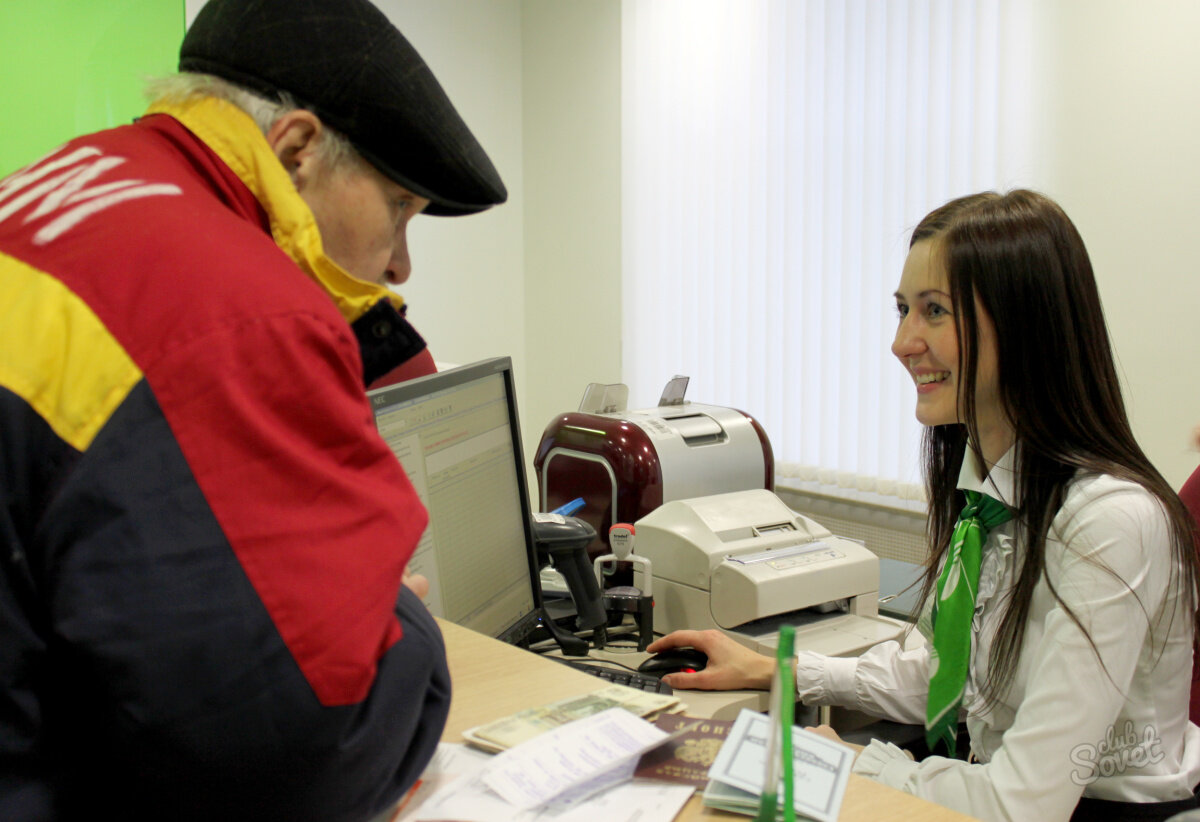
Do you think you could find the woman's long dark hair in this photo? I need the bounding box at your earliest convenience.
[910,190,1198,705]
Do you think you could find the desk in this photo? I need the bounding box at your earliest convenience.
[437,618,977,822]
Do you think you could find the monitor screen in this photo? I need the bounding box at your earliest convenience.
[368,357,542,646]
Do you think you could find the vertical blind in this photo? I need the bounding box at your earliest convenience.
[622,0,1034,503]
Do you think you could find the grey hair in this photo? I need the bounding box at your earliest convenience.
[145,73,360,170]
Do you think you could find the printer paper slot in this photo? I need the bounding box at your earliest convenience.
[751,521,796,537]
[726,541,834,566]
[729,607,843,639]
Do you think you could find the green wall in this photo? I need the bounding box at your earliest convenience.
[1,0,183,175]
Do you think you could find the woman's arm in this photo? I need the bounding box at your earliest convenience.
[647,627,933,725]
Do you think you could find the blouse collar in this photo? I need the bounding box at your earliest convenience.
[957,444,1018,508]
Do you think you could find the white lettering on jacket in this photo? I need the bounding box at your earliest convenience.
[0,145,182,245]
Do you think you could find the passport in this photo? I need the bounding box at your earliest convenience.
[634,714,735,789]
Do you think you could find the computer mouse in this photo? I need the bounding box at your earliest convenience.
[637,648,709,676]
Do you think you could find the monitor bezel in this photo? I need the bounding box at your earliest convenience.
[367,356,544,647]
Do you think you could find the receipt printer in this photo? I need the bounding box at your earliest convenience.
[533,377,774,558]
[634,489,904,656]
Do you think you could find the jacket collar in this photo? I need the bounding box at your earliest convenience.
[143,95,404,326]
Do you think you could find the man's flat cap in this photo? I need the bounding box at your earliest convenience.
[180,0,507,216]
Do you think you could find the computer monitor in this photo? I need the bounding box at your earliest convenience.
[368,357,543,646]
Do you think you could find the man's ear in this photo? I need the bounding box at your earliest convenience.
[266,110,324,191]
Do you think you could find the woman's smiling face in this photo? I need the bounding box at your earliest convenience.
[892,239,1007,454]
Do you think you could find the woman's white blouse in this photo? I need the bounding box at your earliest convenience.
[794,448,1200,822]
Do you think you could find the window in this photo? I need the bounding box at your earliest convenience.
[622,0,1034,504]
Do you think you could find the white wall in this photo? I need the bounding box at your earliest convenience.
[519,1,623,478]
[1027,1,1200,487]
[359,1,621,477]
[376,0,525,382]
[382,0,621,475]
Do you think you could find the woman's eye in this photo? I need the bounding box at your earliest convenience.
[926,302,947,318]
[896,303,909,319]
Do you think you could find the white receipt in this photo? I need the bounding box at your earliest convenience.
[406,732,692,822]
[482,707,669,809]
[410,770,691,822]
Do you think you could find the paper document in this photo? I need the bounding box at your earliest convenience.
[706,708,852,822]
[404,741,692,822]
[483,706,669,808]
[393,743,492,820]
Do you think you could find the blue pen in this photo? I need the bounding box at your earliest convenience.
[551,497,585,517]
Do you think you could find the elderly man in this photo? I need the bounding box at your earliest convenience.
[0,1,504,820]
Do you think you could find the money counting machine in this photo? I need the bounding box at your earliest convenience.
[533,377,774,559]
[634,489,904,657]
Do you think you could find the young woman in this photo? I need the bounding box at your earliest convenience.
[648,191,1200,822]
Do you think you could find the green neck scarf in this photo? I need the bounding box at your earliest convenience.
[925,489,1012,757]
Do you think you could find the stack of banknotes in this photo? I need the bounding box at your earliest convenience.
[463,685,682,752]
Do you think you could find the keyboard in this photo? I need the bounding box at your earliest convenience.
[552,658,674,695]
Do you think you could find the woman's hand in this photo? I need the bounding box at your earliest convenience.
[645,629,775,691]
